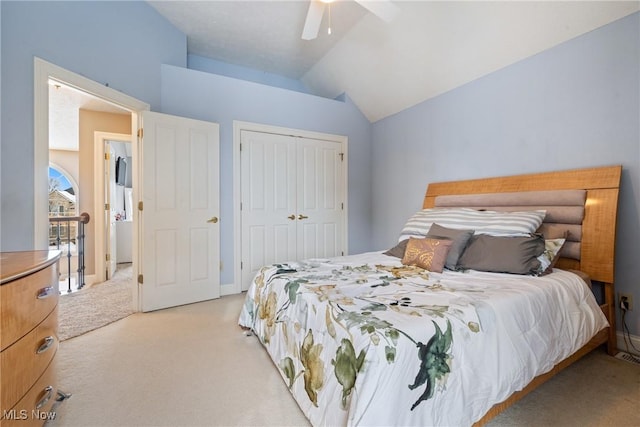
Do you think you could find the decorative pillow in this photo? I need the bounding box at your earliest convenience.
[401,237,453,273]
[457,234,545,275]
[384,239,409,258]
[536,238,566,276]
[425,223,474,270]
[399,208,546,241]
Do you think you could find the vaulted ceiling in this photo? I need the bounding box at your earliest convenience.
[148,1,639,122]
[50,1,640,152]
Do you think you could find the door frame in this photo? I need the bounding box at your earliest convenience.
[34,57,149,311]
[93,132,133,284]
[232,120,349,295]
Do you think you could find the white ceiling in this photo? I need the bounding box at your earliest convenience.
[149,0,369,78]
[149,0,639,122]
[49,83,129,151]
[50,1,639,151]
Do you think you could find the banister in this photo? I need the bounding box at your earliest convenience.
[48,212,89,292]
[48,212,90,224]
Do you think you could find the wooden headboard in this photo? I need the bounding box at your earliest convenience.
[423,165,622,284]
[422,166,622,425]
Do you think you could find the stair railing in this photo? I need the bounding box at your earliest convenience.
[48,212,90,293]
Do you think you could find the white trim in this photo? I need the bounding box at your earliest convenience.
[617,330,640,354]
[93,132,132,285]
[84,274,97,288]
[220,283,236,297]
[34,57,149,312]
[35,57,148,247]
[232,120,349,295]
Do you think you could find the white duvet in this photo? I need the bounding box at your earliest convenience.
[239,251,608,426]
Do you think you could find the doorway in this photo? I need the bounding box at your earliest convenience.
[93,133,133,283]
[36,57,149,312]
[105,139,133,279]
[36,58,222,314]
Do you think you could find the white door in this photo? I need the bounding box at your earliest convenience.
[240,130,345,290]
[296,137,344,260]
[105,142,117,279]
[140,111,220,312]
[240,131,298,289]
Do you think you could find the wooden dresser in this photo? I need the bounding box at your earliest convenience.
[0,251,61,427]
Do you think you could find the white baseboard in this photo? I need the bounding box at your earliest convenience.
[84,274,97,287]
[617,330,640,354]
[221,283,239,297]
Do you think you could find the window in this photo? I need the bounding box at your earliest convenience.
[48,166,76,216]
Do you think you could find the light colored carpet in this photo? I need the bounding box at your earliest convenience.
[55,293,640,427]
[58,264,134,341]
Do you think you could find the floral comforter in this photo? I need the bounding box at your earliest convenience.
[238,251,607,426]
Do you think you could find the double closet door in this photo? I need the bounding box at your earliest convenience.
[240,130,346,290]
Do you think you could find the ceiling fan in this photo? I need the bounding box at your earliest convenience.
[301,0,399,40]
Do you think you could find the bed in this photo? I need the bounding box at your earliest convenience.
[238,165,622,426]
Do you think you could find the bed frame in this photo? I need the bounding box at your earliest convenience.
[422,165,622,425]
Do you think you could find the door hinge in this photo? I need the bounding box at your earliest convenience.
[341,251,344,256]
[240,202,242,211]
[239,143,242,151]
[104,152,110,160]
[137,128,143,139]
[138,274,143,284]
[106,253,110,262]
[138,201,143,211]
[105,203,110,211]
[341,202,344,210]
[339,152,344,162]
[240,261,243,270]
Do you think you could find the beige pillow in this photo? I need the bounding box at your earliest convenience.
[401,237,453,273]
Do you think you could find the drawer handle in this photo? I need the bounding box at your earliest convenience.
[36,386,54,409]
[37,286,55,299]
[36,336,56,354]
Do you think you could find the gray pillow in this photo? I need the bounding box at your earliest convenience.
[457,234,545,275]
[425,223,474,270]
[383,239,409,258]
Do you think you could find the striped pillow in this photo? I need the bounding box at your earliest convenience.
[399,208,546,241]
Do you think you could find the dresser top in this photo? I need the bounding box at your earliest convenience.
[0,250,61,284]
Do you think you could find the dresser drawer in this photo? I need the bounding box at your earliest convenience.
[0,360,57,427]
[0,264,58,351]
[1,307,58,412]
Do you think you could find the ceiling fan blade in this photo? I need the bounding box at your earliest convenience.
[302,0,325,40]
[354,0,399,23]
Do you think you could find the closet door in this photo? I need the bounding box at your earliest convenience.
[296,137,344,260]
[241,131,297,290]
[240,130,346,291]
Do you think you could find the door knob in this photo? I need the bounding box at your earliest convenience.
[207,216,219,224]
[287,214,296,220]
[298,214,309,220]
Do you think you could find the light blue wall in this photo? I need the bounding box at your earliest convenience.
[2,0,637,338]
[188,54,312,94]
[160,65,372,285]
[0,1,186,250]
[371,12,640,335]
